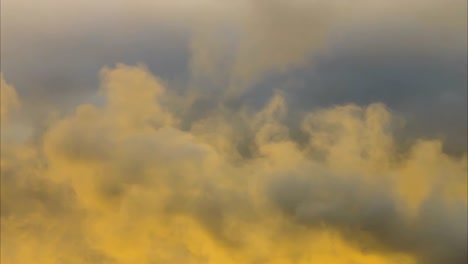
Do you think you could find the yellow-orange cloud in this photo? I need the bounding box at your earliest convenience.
[1,65,466,264]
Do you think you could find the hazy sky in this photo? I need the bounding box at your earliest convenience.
[1,1,467,264]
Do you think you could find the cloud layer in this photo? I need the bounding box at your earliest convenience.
[1,65,466,264]
[1,1,467,263]
[2,0,466,154]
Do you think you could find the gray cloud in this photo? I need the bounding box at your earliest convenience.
[2,1,466,157]
[269,171,467,264]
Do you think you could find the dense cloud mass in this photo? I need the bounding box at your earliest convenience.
[1,1,467,264]
[1,65,466,264]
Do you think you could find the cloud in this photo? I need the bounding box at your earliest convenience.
[1,0,466,157]
[1,1,466,263]
[1,65,466,264]
[0,75,20,126]
[226,0,337,91]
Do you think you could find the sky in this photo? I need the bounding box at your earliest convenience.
[0,1,467,264]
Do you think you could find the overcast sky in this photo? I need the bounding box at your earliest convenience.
[1,1,467,264]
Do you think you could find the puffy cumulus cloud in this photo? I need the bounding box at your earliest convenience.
[1,65,466,264]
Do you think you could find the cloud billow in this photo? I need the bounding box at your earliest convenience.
[1,1,466,263]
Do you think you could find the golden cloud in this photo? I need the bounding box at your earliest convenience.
[1,65,466,264]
